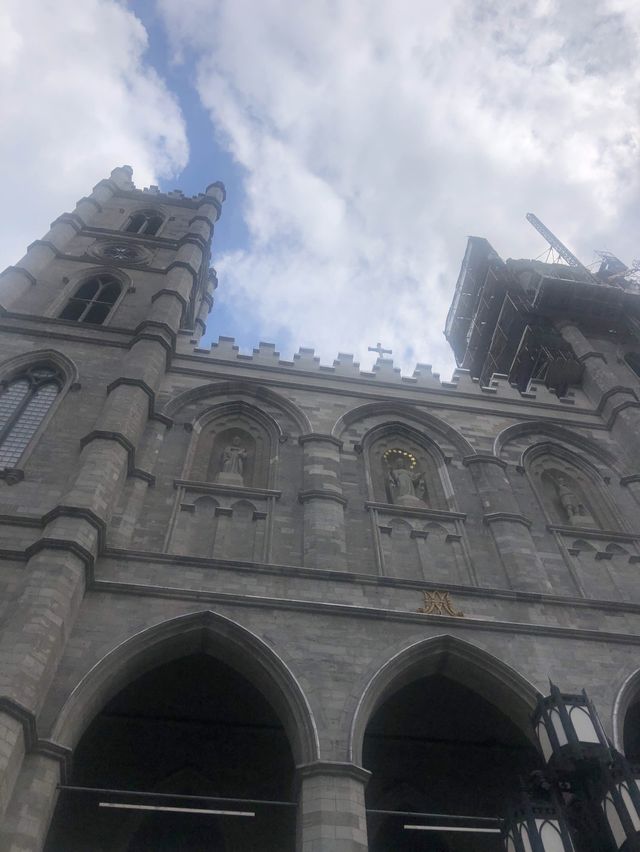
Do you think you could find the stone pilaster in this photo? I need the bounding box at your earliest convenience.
[299,434,347,570]
[464,454,554,593]
[560,323,640,459]
[0,752,60,852]
[296,761,370,852]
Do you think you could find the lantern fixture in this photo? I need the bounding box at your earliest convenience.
[533,683,611,770]
[503,793,575,852]
[600,755,640,851]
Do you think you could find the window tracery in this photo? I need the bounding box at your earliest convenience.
[0,364,63,467]
[59,275,122,324]
[123,211,164,236]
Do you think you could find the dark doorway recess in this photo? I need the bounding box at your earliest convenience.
[45,653,296,851]
[364,673,541,852]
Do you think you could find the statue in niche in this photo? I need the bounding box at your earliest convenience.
[215,436,249,486]
[553,474,596,527]
[385,449,429,508]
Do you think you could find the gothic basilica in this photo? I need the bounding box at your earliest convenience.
[1,166,640,852]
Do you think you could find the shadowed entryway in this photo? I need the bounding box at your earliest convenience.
[45,653,296,851]
[364,673,542,852]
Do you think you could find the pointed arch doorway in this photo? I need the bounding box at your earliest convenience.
[43,612,318,851]
[353,637,543,852]
[45,653,296,851]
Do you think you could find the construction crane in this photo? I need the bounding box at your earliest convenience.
[526,213,600,284]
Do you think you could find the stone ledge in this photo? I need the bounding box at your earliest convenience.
[175,479,281,500]
[365,501,466,521]
[483,512,532,528]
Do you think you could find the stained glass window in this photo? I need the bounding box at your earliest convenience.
[59,275,121,324]
[0,365,63,467]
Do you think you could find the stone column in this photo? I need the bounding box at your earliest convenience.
[0,165,134,309]
[464,454,554,593]
[298,434,347,571]
[297,762,370,852]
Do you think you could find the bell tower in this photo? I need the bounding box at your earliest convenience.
[0,165,225,346]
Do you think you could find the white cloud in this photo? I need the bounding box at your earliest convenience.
[0,0,188,275]
[159,0,640,377]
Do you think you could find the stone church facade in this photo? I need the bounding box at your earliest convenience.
[0,167,640,850]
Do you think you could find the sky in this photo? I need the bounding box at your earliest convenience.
[1,0,639,379]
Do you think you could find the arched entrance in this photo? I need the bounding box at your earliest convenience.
[44,612,318,851]
[352,636,542,852]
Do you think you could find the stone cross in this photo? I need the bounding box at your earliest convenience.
[368,342,392,357]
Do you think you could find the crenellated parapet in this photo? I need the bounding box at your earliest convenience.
[193,336,587,407]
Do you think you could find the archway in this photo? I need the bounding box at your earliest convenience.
[352,636,542,852]
[44,612,318,852]
[45,653,297,851]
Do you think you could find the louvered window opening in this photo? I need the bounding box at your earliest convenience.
[0,366,62,467]
[124,212,163,236]
[59,276,121,325]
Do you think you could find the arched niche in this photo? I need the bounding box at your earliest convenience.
[363,422,452,509]
[185,402,278,489]
[350,636,541,852]
[364,422,450,510]
[525,443,619,530]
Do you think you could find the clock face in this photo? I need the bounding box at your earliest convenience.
[102,244,140,261]
[92,242,150,265]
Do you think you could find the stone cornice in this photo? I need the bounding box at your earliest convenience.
[89,577,640,648]
[547,523,636,541]
[174,479,281,500]
[365,501,466,522]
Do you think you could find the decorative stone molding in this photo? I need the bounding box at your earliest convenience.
[483,511,532,528]
[298,489,347,506]
[298,433,343,449]
[462,453,508,469]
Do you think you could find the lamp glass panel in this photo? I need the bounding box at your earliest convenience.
[520,823,534,852]
[507,834,518,852]
[568,706,599,743]
[550,709,569,746]
[536,720,554,761]
[604,793,626,848]
[538,819,569,852]
[620,782,640,831]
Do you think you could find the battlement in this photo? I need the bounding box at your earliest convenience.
[188,336,585,406]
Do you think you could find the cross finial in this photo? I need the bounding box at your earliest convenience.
[368,342,392,358]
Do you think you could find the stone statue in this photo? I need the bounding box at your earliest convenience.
[554,474,596,526]
[387,456,428,508]
[216,436,248,485]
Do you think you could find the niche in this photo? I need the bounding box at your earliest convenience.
[367,427,447,510]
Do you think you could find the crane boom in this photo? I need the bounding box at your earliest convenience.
[526,213,601,284]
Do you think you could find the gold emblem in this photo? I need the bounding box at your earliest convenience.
[418,590,464,617]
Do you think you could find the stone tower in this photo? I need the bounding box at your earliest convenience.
[1,170,640,851]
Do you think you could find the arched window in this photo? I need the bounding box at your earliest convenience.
[0,364,63,467]
[59,275,122,324]
[123,211,164,236]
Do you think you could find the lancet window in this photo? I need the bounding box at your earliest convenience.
[0,364,63,467]
[59,275,122,324]
[123,211,164,236]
